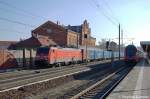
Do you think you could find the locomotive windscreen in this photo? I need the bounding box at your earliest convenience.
[126,45,137,57]
[37,47,49,54]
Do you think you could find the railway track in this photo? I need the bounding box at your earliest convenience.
[0,61,124,99]
[0,66,90,91]
[56,64,124,99]
[0,60,117,91]
[70,66,132,99]
[0,59,111,81]
[0,58,122,80]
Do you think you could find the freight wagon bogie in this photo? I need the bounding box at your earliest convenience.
[34,60,50,68]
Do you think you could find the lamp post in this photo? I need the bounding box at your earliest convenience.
[119,24,121,60]
[109,41,117,68]
[77,33,79,48]
[3,49,5,67]
[84,34,88,63]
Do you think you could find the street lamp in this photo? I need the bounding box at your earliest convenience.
[77,33,79,48]
[84,34,88,63]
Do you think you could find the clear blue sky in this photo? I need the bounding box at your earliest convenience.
[0,0,150,46]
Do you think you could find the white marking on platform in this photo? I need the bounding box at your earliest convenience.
[0,68,90,93]
[133,60,144,97]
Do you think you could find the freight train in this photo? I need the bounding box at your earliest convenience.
[35,46,124,67]
[124,45,143,66]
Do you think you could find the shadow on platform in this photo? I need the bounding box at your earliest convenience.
[112,88,150,93]
[135,58,150,67]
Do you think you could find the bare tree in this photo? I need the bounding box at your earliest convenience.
[98,39,107,50]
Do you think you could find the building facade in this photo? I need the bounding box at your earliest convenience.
[31,20,96,48]
[66,20,96,47]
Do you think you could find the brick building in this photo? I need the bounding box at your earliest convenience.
[12,20,96,49]
[32,20,96,48]
[66,20,96,47]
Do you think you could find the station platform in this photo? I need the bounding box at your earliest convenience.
[107,59,150,99]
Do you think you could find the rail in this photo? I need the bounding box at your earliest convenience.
[71,66,132,99]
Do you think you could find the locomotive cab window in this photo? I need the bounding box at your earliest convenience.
[37,47,49,54]
[126,46,137,56]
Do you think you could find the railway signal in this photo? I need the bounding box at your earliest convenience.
[106,41,109,50]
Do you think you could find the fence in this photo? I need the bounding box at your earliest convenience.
[0,49,36,69]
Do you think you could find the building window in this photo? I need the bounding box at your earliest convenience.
[47,29,52,33]
[84,34,87,39]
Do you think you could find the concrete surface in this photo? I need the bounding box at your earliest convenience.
[107,59,150,99]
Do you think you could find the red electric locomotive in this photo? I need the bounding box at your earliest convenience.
[35,47,85,67]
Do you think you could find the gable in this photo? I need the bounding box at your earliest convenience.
[32,21,67,36]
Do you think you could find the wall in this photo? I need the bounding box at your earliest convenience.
[0,49,36,69]
[32,21,67,47]
[67,30,78,47]
[80,20,96,46]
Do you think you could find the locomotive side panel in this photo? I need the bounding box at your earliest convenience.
[41,47,83,65]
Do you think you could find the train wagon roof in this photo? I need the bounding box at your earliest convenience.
[79,46,103,51]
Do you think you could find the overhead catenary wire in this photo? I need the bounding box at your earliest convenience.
[91,0,119,26]
[0,0,119,29]
[0,28,29,35]
[91,0,135,44]
[0,1,44,30]
[0,0,133,45]
[100,0,135,45]
[91,0,133,39]
[0,0,47,21]
[0,6,40,20]
[0,1,64,32]
[0,16,61,33]
[0,17,35,28]
[101,0,120,23]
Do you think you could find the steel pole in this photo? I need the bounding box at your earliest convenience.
[119,24,121,60]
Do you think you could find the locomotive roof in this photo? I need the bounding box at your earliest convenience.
[41,47,81,51]
[125,45,137,50]
[126,45,136,47]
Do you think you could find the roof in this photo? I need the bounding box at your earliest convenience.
[140,41,150,45]
[90,36,96,40]
[67,29,79,35]
[0,41,17,46]
[38,36,57,46]
[66,25,82,33]
[0,41,18,49]
[140,41,150,52]
[14,36,57,49]
[32,20,67,35]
